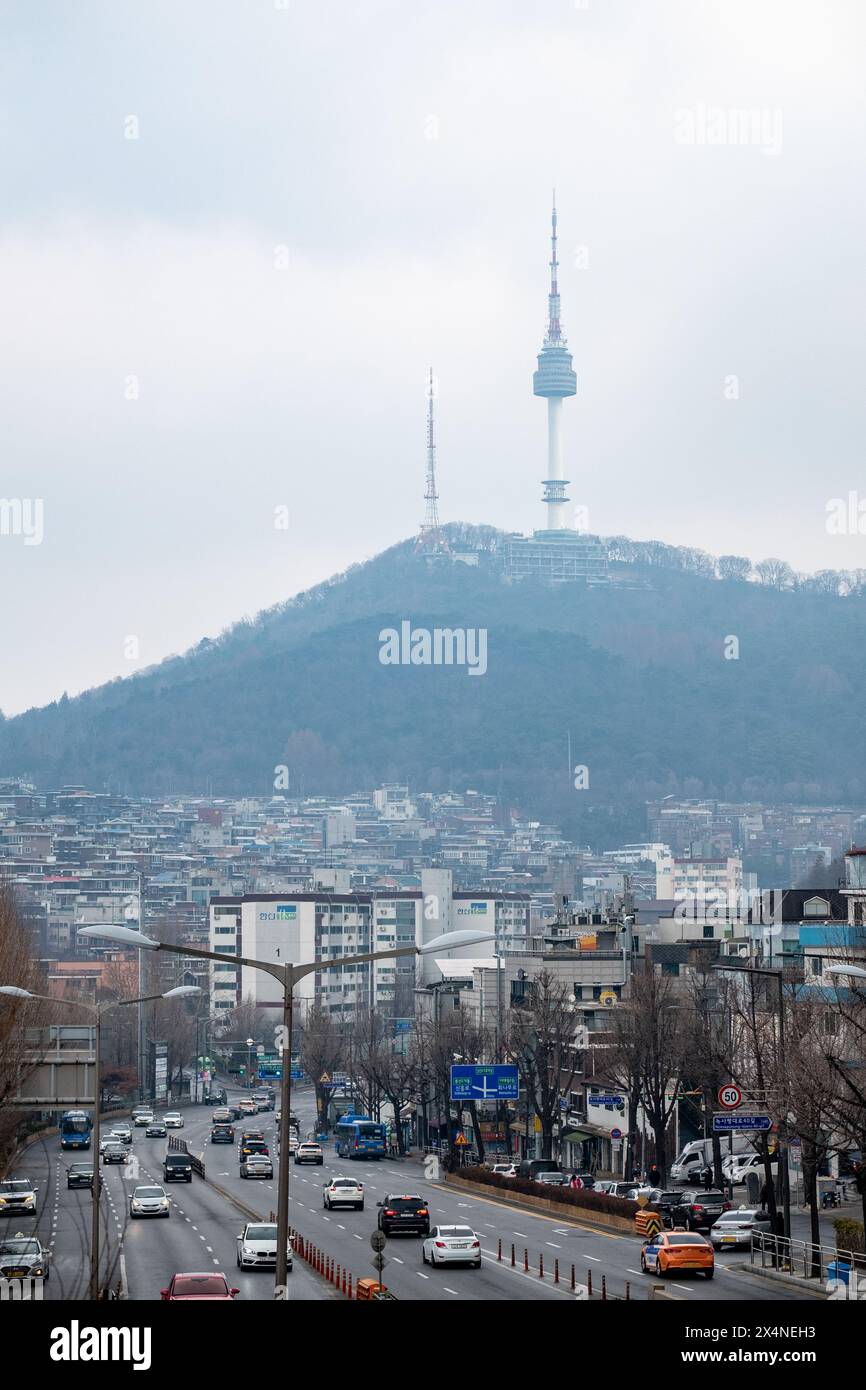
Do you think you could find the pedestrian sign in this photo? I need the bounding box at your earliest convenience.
[319,1072,331,1085]
[454,1132,469,1147]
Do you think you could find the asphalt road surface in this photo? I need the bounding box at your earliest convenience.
[7,1083,828,1302]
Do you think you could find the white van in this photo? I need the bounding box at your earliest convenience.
[670,1136,752,1184]
[722,1150,764,1185]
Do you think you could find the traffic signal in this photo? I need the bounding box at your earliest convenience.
[239,1066,246,1075]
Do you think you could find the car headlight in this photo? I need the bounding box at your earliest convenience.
[132,1201,142,1209]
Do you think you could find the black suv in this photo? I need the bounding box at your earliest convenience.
[211,1124,235,1144]
[679,1190,730,1230]
[377,1195,430,1236]
[644,1189,691,1228]
[163,1153,193,1183]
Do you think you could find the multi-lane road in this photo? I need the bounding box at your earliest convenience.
[4,1084,820,1301]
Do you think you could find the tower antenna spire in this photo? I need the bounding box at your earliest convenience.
[533,193,577,530]
[416,368,449,555]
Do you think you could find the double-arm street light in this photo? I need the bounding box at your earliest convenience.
[711,960,791,1238]
[0,981,200,1300]
[77,921,495,1293]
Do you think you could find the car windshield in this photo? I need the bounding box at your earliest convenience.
[0,1239,40,1256]
[0,1181,32,1193]
[70,1164,92,1172]
[245,1225,277,1241]
[173,1276,228,1295]
[667,1234,707,1246]
[134,1187,165,1198]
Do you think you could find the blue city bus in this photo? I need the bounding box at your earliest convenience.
[60,1110,93,1150]
[334,1115,387,1160]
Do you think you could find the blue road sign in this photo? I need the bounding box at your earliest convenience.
[712,1113,771,1133]
[450,1064,519,1102]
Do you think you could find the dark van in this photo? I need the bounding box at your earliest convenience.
[163,1152,193,1183]
[518,1159,561,1181]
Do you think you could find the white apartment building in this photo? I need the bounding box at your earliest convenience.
[208,874,531,1020]
[656,853,743,908]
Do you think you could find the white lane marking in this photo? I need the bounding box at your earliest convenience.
[585,1255,600,1262]
[553,1229,571,1235]
[444,1286,459,1295]
[672,1283,693,1292]
[353,1234,362,1240]
[206,1246,213,1253]
[513,1231,527,1238]
[337,1225,346,1230]
[627,1268,642,1275]
[417,1272,429,1280]
[392,1257,404,1265]
[546,1242,561,1249]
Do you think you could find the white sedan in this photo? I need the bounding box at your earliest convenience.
[421,1225,482,1269]
[129,1185,171,1218]
[236,1222,293,1271]
[163,1113,184,1129]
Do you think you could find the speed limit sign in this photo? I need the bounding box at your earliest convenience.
[718,1083,743,1109]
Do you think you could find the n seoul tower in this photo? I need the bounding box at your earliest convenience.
[532,193,577,531]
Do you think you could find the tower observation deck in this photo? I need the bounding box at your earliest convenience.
[533,194,577,530]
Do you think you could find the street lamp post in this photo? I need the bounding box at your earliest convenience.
[246,1037,254,1090]
[78,922,494,1295]
[0,982,199,1299]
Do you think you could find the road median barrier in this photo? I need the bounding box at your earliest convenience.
[443,1170,636,1234]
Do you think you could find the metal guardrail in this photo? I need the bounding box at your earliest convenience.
[168,1135,206,1179]
[750,1231,866,1281]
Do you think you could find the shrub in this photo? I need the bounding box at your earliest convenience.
[833,1218,865,1256]
[456,1166,639,1219]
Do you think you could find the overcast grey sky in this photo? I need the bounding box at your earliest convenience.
[1,0,864,714]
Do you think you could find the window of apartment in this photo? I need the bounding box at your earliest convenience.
[810,956,823,976]
[661,962,680,976]
[214,945,237,954]
[214,926,235,935]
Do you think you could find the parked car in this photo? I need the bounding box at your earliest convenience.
[421,1225,482,1269]
[160,1272,239,1300]
[710,1207,773,1250]
[517,1159,561,1181]
[535,1171,569,1186]
[490,1163,518,1178]
[722,1152,765,1185]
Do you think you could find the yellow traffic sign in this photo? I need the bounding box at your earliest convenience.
[454,1132,469,1146]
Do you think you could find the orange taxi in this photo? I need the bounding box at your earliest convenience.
[640,1231,715,1279]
